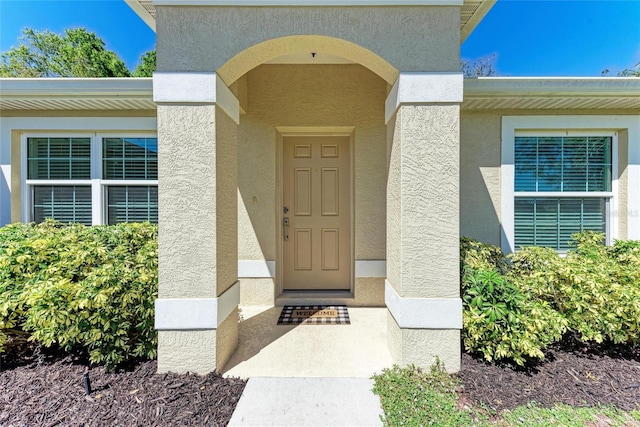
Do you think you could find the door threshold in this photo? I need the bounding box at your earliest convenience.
[276,290,355,307]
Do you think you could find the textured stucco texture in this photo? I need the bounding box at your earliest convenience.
[157,105,238,299]
[387,105,460,299]
[387,311,461,373]
[618,129,629,240]
[157,310,239,374]
[157,329,218,374]
[156,6,460,80]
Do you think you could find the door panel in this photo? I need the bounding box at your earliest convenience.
[283,136,351,290]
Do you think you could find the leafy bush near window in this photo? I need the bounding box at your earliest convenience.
[461,233,640,365]
[511,232,640,345]
[0,220,157,370]
[461,243,567,365]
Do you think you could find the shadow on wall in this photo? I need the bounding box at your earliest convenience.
[459,112,502,247]
[0,165,10,226]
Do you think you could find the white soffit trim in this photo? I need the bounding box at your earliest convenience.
[354,260,386,277]
[238,260,276,278]
[385,72,463,123]
[155,281,240,330]
[125,0,156,31]
[154,0,463,5]
[153,72,240,123]
[385,281,462,329]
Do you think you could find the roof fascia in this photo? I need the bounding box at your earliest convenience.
[0,78,153,99]
[464,77,640,98]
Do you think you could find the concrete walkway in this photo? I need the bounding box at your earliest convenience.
[224,306,391,426]
[228,377,383,426]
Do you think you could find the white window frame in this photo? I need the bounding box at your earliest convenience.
[501,115,640,253]
[23,133,159,225]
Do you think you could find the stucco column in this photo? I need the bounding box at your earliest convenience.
[153,73,240,374]
[385,72,463,373]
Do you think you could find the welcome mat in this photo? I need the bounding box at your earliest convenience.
[278,305,350,325]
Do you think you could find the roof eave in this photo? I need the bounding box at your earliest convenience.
[460,0,495,42]
[464,77,640,98]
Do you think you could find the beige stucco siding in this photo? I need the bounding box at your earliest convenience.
[237,64,388,262]
[157,105,238,298]
[387,105,460,299]
[155,6,460,78]
[459,112,502,246]
[618,129,629,240]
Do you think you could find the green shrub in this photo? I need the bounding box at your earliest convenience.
[462,267,566,365]
[0,220,157,369]
[511,232,640,345]
[460,236,510,277]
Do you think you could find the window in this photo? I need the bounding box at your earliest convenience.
[513,136,612,251]
[25,134,158,225]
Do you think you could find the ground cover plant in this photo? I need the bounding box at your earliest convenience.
[372,361,480,426]
[0,220,158,369]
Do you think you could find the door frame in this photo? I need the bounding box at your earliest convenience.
[275,126,355,297]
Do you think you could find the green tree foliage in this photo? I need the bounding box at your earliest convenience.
[0,28,134,77]
[132,50,156,77]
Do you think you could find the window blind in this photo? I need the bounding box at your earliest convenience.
[515,197,606,251]
[33,186,92,225]
[103,138,158,180]
[27,137,91,180]
[514,136,611,192]
[107,186,158,224]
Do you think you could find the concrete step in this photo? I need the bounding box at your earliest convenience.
[228,377,383,427]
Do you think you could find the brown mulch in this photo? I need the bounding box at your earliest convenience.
[2,335,640,426]
[0,338,246,427]
[459,336,640,412]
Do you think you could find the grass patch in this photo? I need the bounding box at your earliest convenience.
[372,361,483,426]
[502,403,637,427]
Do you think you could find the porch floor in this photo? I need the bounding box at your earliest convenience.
[221,306,393,378]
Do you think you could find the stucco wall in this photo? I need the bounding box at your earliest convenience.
[157,105,238,298]
[387,105,460,299]
[618,129,629,240]
[156,6,460,79]
[459,112,502,246]
[237,64,388,263]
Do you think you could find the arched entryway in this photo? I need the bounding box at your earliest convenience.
[153,4,463,375]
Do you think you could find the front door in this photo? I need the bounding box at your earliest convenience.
[282,136,351,290]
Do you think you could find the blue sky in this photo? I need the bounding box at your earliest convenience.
[0,0,639,76]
